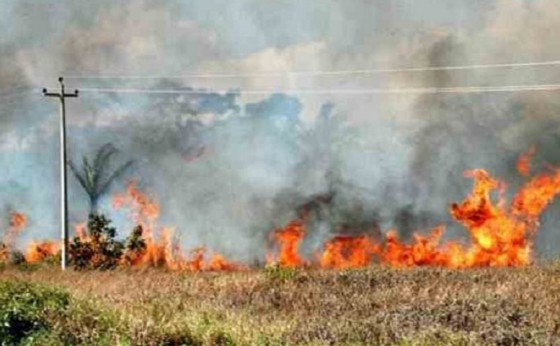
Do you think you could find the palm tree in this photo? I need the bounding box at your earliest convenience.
[69,143,134,215]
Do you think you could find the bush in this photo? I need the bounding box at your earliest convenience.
[122,225,147,265]
[0,281,69,345]
[69,214,124,270]
[69,214,152,270]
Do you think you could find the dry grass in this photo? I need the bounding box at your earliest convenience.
[1,263,560,345]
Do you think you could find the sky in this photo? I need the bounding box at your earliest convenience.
[2,0,560,260]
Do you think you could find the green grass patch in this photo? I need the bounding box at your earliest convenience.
[264,265,300,282]
[0,280,202,345]
[0,281,69,345]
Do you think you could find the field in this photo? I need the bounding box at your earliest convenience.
[1,263,559,346]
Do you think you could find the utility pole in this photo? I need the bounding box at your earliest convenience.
[43,77,78,270]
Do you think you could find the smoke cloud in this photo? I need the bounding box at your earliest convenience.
[2,0,560,260]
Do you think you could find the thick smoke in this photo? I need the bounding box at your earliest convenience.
[3,1,560,260]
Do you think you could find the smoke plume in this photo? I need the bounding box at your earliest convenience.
[2,0,560,260]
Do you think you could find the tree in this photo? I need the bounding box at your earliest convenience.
[68,143,134,215]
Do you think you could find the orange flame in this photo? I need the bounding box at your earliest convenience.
[267,219,306,267]
[4,212,27,246]
[9,212,27,230]
[269,148,560,269]
[319,234,379,269]
[447,168,531,267]
[381,227,450,267]
[25,241,59,264]
[113,179,160,224]
[1,212,28,261]
[11,147,560,270]
[208,254,240,271]
[114,181,241,271]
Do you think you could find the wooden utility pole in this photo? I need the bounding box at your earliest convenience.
[43,77,78,270]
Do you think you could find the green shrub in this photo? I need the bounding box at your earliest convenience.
[0,281,69,345]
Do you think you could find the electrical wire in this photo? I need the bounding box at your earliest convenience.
[64,59,560,80]
[71,83,560,95]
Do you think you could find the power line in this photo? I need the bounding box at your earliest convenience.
[64,59,560,80]
[72,83,560,95]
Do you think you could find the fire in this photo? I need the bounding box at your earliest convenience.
[123,226,175,268]
[268,148,560,269]
[25,241,59,264]
[511,168,560,220]
[113,179,160,223]
[6,147,560,271]
[0,212,28,261]
[0,212,60,264]
[5,212,27,246]
[267,219,306,267]
[448,168,531,267]
[208,254,240,271]
[9,212,27,230]
[319,235,379,269]
[113,181,241,271]
[380,227,450,268]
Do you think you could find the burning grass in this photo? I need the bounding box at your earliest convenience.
[0,263,559,345]
[267,161,560,269]
[3,148,560,272]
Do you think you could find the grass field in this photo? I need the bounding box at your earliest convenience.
[1,263,559,345]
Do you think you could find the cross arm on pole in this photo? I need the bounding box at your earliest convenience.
[42,77,79,98]
[63,90,79,98]
[43,90,61,98]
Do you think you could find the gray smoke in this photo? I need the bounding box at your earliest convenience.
[2,1,560,260]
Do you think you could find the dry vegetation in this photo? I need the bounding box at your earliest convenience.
[1,263,560,345]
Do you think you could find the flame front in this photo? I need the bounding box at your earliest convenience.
[0,212,60,264]
[319,235,379,269]
[268,150,560,269]
[113,180,240,271]
[9,148,560,270]
[267,219,306,267]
